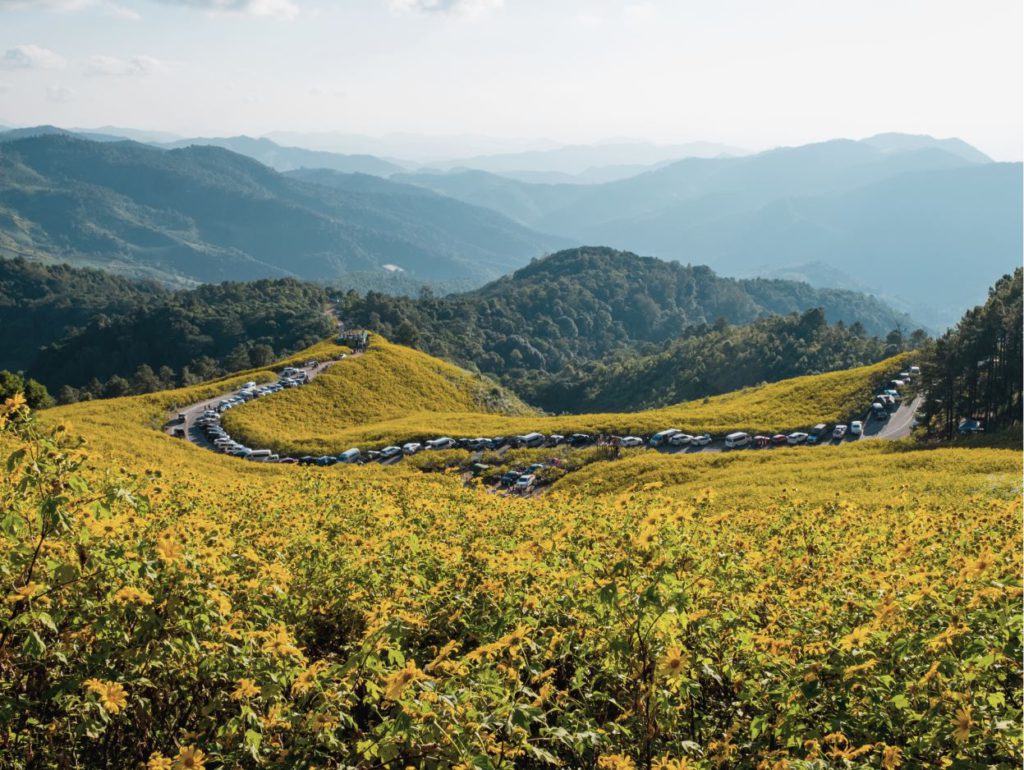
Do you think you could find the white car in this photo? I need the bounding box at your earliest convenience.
[833,424,848,439]
[426,437,456,450]
[619,436,644,448]
[402,442,422,455]
[668,433,693,447]
[380,445,402,459]
[787,432,808,445]
[691,433,712,447]
[850,420,863,436]
[515,474,536,491]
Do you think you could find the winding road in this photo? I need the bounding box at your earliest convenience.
[164,347,922,465]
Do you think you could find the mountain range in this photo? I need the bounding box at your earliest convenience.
[0,126,1017,328]
[395,136,1021,327]
[0,134,567,284]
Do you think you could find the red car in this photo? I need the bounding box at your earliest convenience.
[771,434,789,446]
[753,435,771,448]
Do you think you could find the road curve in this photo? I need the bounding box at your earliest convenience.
[163,350,922,466]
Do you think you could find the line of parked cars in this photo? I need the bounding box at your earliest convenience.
[188,360,918,471]
[190,368,315,462]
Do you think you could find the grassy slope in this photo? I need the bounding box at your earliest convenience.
[221,335,911,454]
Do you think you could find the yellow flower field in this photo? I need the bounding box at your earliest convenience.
[0,340,1019,769]
[221,336,910,455]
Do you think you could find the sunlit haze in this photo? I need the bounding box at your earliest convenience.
[0,0,1021,160]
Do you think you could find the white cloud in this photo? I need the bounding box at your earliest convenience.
[389,0,503,17]
[622,1,657,23]
[0,0,140,17]
[84,54,167,76]
[46,81,73,102]
[154,0,299,18]
[0,44,66,70]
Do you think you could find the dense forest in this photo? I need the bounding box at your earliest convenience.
[521,308,918,413]
[337,247,923,407]
[0,257,165,373]
[921,269,1022,438]
[0,258,335,402]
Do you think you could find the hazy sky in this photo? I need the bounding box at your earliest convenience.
[0,0,1021,159]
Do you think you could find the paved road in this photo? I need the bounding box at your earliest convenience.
[166,353,921,464]
[163,358,339,448]
[860,394,923,441]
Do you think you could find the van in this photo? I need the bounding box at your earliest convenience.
[649,428,681,446]
[337,448,361,463]
[725,432,751,449]
[249,449,272,459]
[517,432,545,448]
[909,365,921,376]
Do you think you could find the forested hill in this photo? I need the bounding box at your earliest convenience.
[921,268,1022,438]
[340,246,917,366]
[523,308,914,413]
[0,257,165,373]
[28,279,334,398]
[0,257,336,399]
[0,135,565,285]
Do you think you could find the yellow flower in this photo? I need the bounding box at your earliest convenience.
[156,535,184,564]
[147,752,173,770]
[881,744,902,769]
[658,646,687,678]
[231,678,260,700]
[653,758,690,770]
[951,705,973,743]
[173,746,206,770]
[597,755,636,770]
[84,679,127,714]
[383,661,429,701]
[5,582,42,604]
[113,586,154,606]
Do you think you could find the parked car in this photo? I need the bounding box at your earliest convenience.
[833,424,848,439]
[771,434,789,446]
[426,437,457,450]
[668,433,693,447]
[488,436,508,450]
[337,448,361,464]
[364,450,383,462]
[298,456,317,465]
[884,389,902,402]
[380,445,402,459]
[872,402,888,417]
[725,432,750,449]
[526,463,546,474]
[315,455,338,466]
[402,442,422,455]
[619,436,644,448]
[278,457,298,464]
[850,420,863,436]
[753,435,771,448]
[568,433,593,447]
[806,424,828,444]
[649,428,682,446]
[787,432,808,445]
[546,434,566,446]
[515,474,536,491]
[516,432,546,448]
[691,433,712,447]
[499,472,520,487]
[909,365,921,376]
[958,418,984,434]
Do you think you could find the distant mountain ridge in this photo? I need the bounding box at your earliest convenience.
[159,135,407,177]
[0,134,568,285]
[395,135,1021,326]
